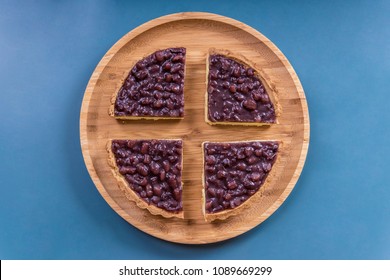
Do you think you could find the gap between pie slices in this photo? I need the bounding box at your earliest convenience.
[107,139,184,219]
[206,49,279,126]
[202,141,279,222]
[109,47,186,120]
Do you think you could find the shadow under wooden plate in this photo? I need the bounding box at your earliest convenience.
[80,12,310,244]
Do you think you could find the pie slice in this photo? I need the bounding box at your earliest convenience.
[202,141,279,222]
[206,50,277,125]
[107,139,184,219]
[109,47,186,119]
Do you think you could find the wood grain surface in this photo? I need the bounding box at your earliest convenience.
[80,12,310,244]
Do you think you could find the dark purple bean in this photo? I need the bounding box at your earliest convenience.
[173,189,181,201]
[250,172,261,182]
[171,84,180,94]
[162,160,170,172]
[237,162,247,171]
[138,177,148,186]
[234,93,245,101]
[149,64,160,73]
[247,156,258,164]
[159,170,166,181]
[262,162,272,172]
[155,50,165,62]
[153,185,162,196]
[205,155,216,165]
[172,74,181,83]
[205,200,213,211]
[143,154,151,164]
[168,155,176,163]
[119,166,136,175]
[207,188,216,197]
[151,196,160,204]
[172,54,184,62]
[227,180,237,190]
[136,163,148,176]
[153,99,164,108]
[216,170,227,179]
[150,161,161,175]
[163,62,172,71]
[243,99,257,110]
[141,142,149,154]
[170,64,181,73]
[145,184,153,197]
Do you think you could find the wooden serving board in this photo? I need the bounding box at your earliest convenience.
[80,12,309,244]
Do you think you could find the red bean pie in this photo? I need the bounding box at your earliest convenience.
[202,141,279,222]
[109,48,186,119]
[206,50,277,125]
[107,139,184,219]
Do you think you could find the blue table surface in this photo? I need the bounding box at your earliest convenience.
[1,0,389,260]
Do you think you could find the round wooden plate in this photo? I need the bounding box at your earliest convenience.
[80,12,309,244]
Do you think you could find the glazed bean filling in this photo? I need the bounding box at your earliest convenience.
[111,140,183,212]
[204,141,278,214]
[114,48,186,118]
[207,54,276,123]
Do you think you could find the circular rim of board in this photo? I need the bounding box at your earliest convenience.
[80,12,310,244]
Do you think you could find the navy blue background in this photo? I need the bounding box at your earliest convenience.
[1,0,389,259]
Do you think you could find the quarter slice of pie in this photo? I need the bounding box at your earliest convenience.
[202,141,279,222]
[206,50,277,125]
[107,139,184,219]
[109,47,186,119]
